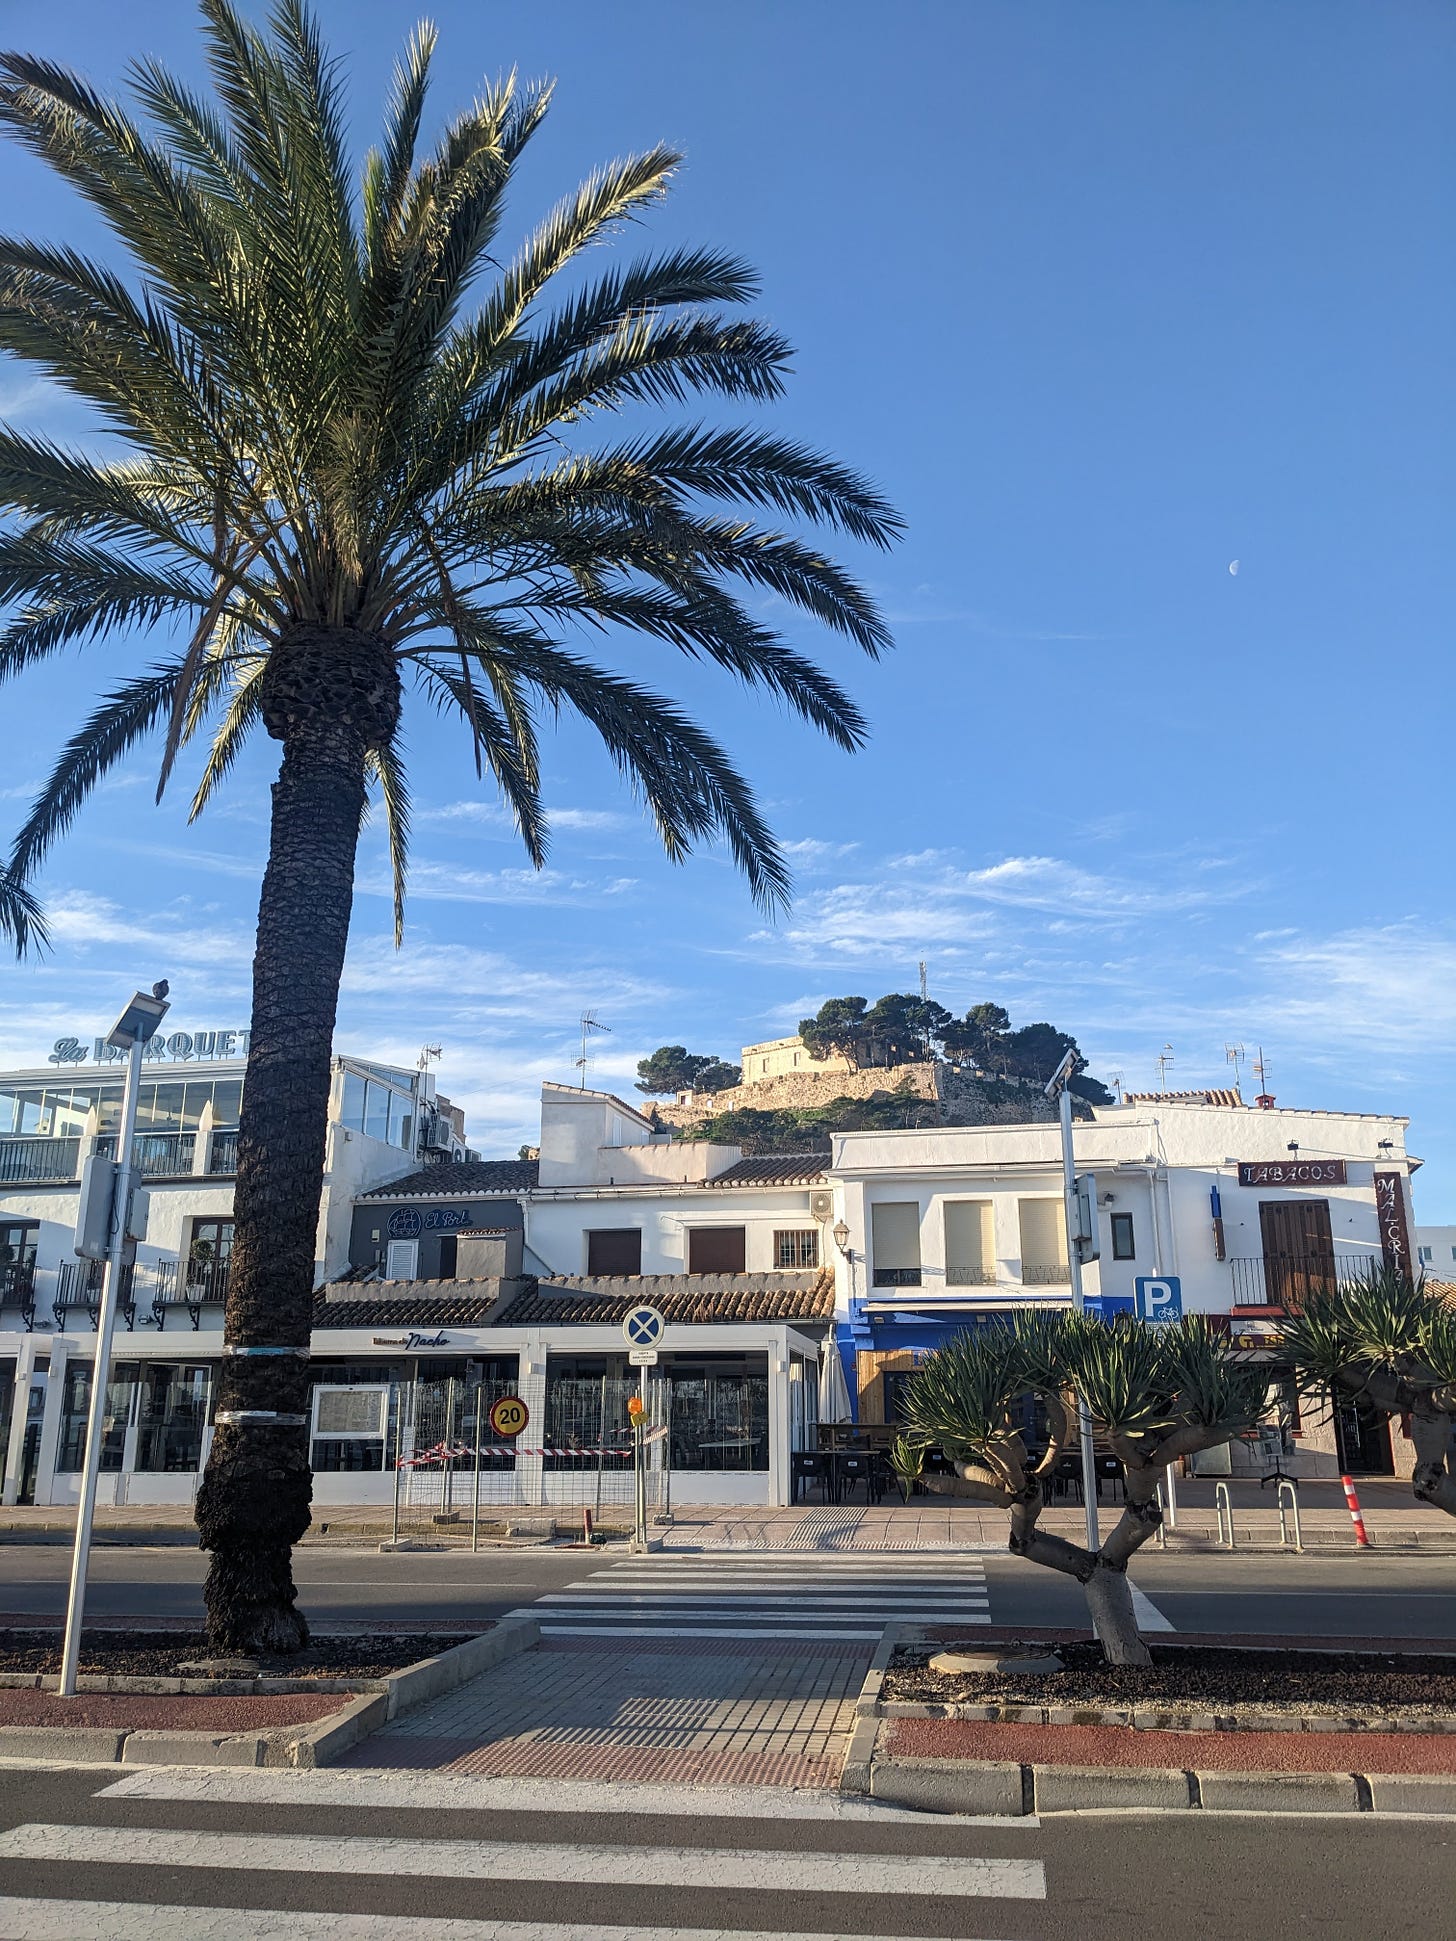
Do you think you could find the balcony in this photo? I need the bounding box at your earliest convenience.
[149,1255,230,1331]
[96,1132,197,1178]
[1022,1262,1071,1287]
[0,1135,80,1184]
[872,1265,923,1288]
[0,1256,38,1329]
[1230,1253,1376,1310]
[208,1129,239,1173]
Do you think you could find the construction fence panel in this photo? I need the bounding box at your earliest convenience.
[390,1371,669,1541]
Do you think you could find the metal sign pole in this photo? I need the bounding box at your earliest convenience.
[471,1384,483,1553]
[59,1026,147,1698]
[1052,1061,1099,1551]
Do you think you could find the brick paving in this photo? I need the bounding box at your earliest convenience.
[0,1689,343,1731]
[885,1713,1456,1773]
[343,1635,872,1787]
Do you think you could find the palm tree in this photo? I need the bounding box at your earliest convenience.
[0,1,900,1651]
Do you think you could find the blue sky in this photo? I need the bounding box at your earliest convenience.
[2,2,1454,1207]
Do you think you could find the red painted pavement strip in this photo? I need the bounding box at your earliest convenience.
[886,1716,1456,1774]
[0,1689,346,1731]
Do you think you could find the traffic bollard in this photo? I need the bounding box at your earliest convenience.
[1340,1472,1371,1548]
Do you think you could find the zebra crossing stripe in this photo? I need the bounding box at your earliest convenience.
[0,1825,1046,1900]
[0,1901,1027,1940]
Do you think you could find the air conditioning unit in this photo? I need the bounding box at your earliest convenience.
[425,1116,453,1152]
[809,1189,834,1223]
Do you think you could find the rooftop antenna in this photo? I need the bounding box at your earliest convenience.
[1108,1070,1125,1103]
[1224,1042,1246,1095]
[417,1044,442,1072]
[1253,1045,1275,1109]
[575,1012,610,1089]
[1157,1043,1175,1093]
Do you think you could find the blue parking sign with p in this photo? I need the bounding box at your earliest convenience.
[1135,1276,1182,1323]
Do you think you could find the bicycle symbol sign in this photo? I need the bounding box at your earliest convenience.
[622,1304,666,1349]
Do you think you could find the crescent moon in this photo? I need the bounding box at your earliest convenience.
[1228,560,1240,576]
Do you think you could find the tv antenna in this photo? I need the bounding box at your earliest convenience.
[1108,1070,1125,1103]
[575,1012,610,1088]
[1224,1042,1246,1094]
[1157,1043,1175,1093]
[1253,1045,1274,1105]
[417,1044,442,1072]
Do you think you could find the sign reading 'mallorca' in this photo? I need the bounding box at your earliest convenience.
[1237,1159,1347,1187]
[1374,1171,1413,1275]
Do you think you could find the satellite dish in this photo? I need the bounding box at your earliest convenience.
[1228,560,1240,576]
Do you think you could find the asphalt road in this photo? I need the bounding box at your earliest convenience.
[0,1763,1451,1939]
[0,1543,1451,1640]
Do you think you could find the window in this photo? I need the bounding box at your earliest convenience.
[775,1229,819,1269]
[1419,1246,1433,1263]
[186,1220,232,1299]
[944,1201,993,1286]
[385,1238,419,1280]
[872,1201,922,1287]
[135,1364,210,1472]
[57,1361,136,1472]
[0,1220,38,1296]
[688,1226,746,1273]
[364,1080,391,1143]
[587,1228,642,1275]
[1111,1212,1136,1261]
[311,1381,391,1472]
[1017,1198,1068,1285]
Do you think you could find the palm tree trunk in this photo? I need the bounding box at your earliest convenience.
[196,626,399,1654]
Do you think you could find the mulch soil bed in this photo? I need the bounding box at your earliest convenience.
[884,1715,1456,1774]
[0,1688,345,1731]
[0,1629,463,1681]
[886,1639,1456,1720]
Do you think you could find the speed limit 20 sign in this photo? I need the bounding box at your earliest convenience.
[488,1394,529,1438]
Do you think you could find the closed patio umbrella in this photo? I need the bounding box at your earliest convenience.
[818,1333,853,1424]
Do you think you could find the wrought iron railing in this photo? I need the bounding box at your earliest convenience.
[1229,1253,1377,1309]
[0,1256,37,1330]
[53,1258,136,1331]
[871,1265,923,1287]
[0,1135,80,1183]
[945,1266,996,1286]
[148,1255,230,1330]
[1022,1262,1071,1286]
[96,1132,197,1177]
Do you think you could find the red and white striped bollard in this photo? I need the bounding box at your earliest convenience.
[1340,1473,1371,1548]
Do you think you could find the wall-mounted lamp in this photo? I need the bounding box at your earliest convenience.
[832,1219,851,1256]
[1377,1139,1394,1153]
[1100,1192,1117,1206]
[1287,1142,1300,1156]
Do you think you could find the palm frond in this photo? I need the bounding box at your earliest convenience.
[0,863,47,955]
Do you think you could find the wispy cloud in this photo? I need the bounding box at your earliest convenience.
[356,861,636,906]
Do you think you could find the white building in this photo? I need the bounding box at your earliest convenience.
[0,1031,469,1507]
[1415,1225,1456,1280]
[830,1093,1421,1478]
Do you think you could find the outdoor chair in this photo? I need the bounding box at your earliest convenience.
[792,1450,833,1503]
[1095,1454,1125,1502]
[835,1449,877,1504]
[1051,1452,1084,1502]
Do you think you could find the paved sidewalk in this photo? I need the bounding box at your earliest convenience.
[343,1635,871,1787]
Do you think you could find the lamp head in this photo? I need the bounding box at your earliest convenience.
[832,1219,851,1255]
[104,987,170,1051]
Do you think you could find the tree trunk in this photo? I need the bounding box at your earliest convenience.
[1082,1562,1151,1666]
[195,625,399,1654]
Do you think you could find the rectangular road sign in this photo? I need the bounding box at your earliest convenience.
[1135,1275,1183,1322]
[628,1346,659,1366]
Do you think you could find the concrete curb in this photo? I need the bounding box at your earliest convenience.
[0,1620,541,1772]
[857,1743,1456,1817]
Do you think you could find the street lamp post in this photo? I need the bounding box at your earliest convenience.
[1046,1049,1099,1550]
[58,985,169,1698]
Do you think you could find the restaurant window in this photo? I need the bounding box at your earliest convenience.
[687,1226,746,1273]
[871,1201,922,1287]
[944,1200,993,1286]
[666,1359,769,1471]
[775,1229,819,1270]
[587,1228,641,1275]
[1017,1198,1068,1285]
[135,1364,210,1472]
[309,1364,398,1472]
[1111,1212,1136,1261]
[56,1361,136,1472]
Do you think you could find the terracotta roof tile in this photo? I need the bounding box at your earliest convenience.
[494,1268,834,1327]
[707,1153,828,1186]
[358,1158,537,1199]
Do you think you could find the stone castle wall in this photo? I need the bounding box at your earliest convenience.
[656,1059,1059,1130]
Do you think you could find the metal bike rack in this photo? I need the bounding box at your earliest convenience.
[1214,1479,1235,1548]
[1276,1477,1303,1552]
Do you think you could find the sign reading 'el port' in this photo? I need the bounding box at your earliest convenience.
[387,1206,473,1239]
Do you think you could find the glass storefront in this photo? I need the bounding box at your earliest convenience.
[543,1354,770,1473]
[56,1361,212,1473]
[56,1361,135,1472]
